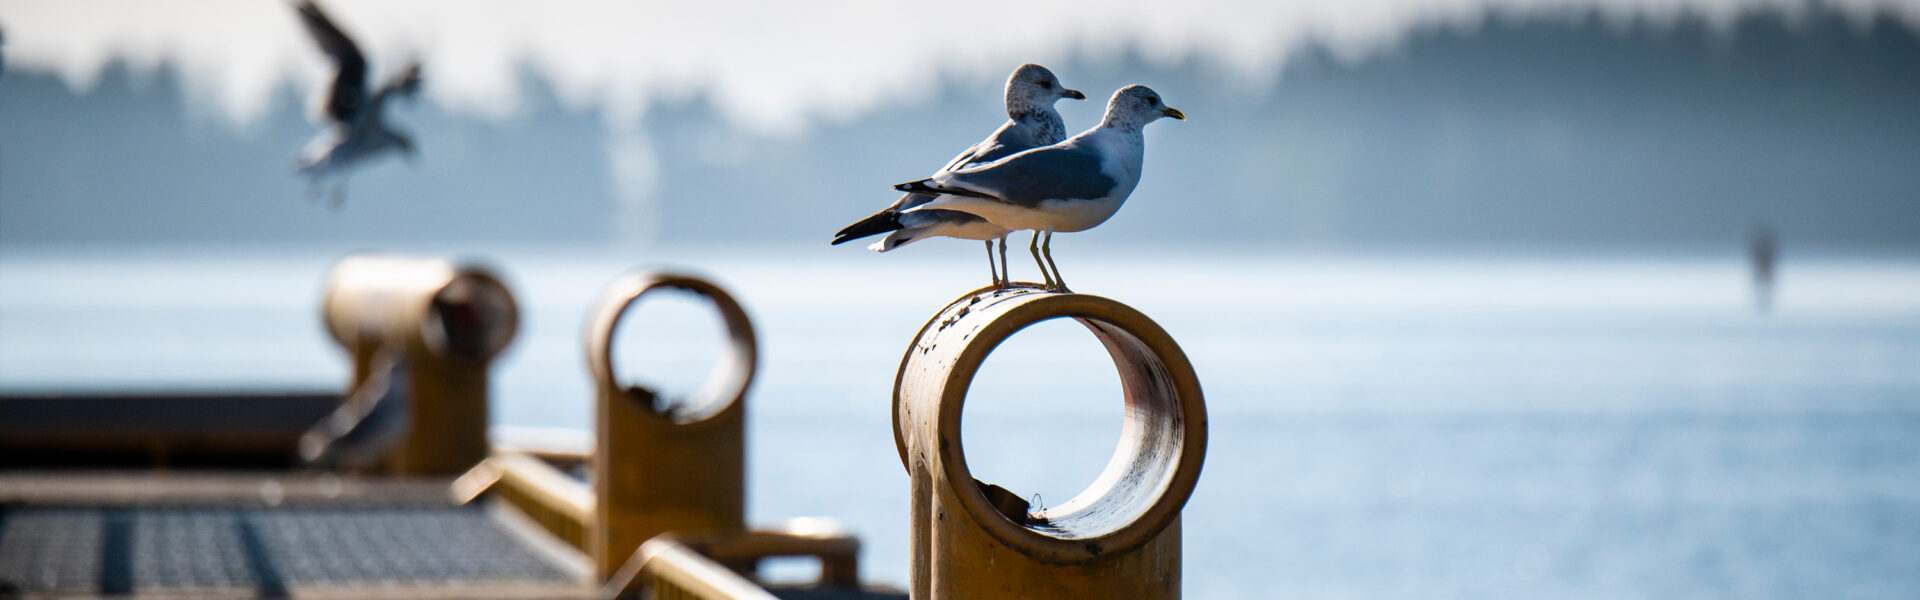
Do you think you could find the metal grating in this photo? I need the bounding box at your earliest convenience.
[0,504,572,596]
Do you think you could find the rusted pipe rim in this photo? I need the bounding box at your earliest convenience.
[894,288,1207,563]
[891,284,1011,472]
[586,271,758,425]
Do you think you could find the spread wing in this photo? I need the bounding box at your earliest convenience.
[295,1,367,123]
[373,61,423,106]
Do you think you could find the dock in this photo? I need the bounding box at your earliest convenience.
[0,255,1205,599]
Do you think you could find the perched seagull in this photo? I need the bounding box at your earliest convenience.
[833,64,1084,288]
[293,0,422,208]
[300,351,412,470]
[895,85,1184,291]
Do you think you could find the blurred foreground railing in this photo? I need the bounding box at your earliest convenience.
[457,268,879,598]
[608,538,780,600]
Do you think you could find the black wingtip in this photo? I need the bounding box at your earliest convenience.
[895,180,940,195]
[833,210,904,245]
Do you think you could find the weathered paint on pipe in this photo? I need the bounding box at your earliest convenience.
[895,285,1206,598]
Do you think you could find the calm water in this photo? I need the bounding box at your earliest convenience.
[4,245,1919,598]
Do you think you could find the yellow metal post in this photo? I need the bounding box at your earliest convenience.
[321,255,519,475]
[585,271,757,580]
[894,286,1208,599]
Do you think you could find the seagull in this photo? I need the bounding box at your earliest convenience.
[293,0,422,209]
[833,64,1084,288]
[894,85,1184,292]
[300,350,412,469]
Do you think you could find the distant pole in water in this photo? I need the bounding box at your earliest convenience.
[1751,227,1777,314]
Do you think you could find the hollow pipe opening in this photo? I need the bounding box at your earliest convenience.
[896,289,1206,564]
[423,270,519,361]
[587,272,757,425]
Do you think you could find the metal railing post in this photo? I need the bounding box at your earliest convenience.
[585,271,756,581]
[321,255,519,475]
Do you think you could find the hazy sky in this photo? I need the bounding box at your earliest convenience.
[5,0,1918,134]
[4,0,1917,249]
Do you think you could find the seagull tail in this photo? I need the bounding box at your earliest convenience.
[832,210,903,245]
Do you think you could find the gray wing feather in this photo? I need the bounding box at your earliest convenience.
[895,139,994,212]
[901,122,1030,212]
[937,138,992,175]
[945,145,1118,207]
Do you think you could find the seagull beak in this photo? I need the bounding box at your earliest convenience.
[1162,106,1186,120]
[1063,88,1086,100]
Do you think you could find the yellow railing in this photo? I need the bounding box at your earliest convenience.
[454,452,595,551]
[605,538,779,600]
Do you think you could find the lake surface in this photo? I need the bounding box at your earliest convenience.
[4,245,1919,598]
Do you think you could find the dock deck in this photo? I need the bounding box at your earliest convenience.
[0,472,591,599]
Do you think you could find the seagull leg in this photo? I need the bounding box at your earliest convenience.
[1042,231,1069,293]
[984,240,1002,288]
[1029,230,1056,290]
[997,236,1010,290]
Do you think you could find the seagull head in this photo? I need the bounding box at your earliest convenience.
[1102,85,1184,130]
[1006,63,1084,113]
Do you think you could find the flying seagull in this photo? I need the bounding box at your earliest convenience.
[895,85,1183,292]
[834,64,1084,288]
[293,0,422,208]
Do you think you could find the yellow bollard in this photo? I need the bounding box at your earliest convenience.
[585,271,757,580]
[894,286,1207,599]
[321,255,519,475]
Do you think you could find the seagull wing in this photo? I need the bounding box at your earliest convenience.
[940,119,1043,173]
[937,138,992,174]
[295,0,368,123]
[902,138,994,209]
[833,138,993,244]
[835,120,1045,244]
[902,121,1042,209]
[928,144,1119,207]
[373,60,423,106]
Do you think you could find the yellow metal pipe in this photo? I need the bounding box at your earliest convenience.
[585,271,757,580]
[320,255,519,475]
[667,525,863,589]
[894,286,1207,598]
